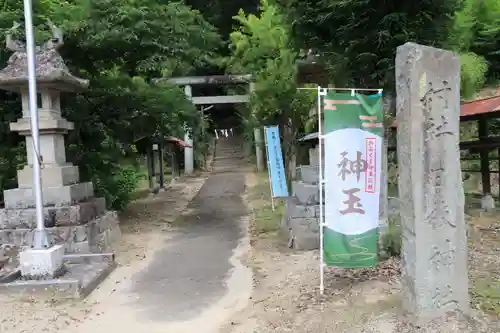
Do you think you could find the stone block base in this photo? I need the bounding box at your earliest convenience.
[20,245,65,279]
[0,211,120,253]
[284,196,319,219]
[0,197,106,229]
[18,163,80,188]
[4,182,94,209]
[288,217,319,250]
[296,165,319,184]
[282,198,320,250]
[0,253,116,299]
[292,181,321,205]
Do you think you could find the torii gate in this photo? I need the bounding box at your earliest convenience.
[154,74,265,174]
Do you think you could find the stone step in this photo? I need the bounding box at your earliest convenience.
[214,154,245,160]
[215,147,241,153]
[216,152,242,157]
[292,181,321,205]
[296,165,319,184]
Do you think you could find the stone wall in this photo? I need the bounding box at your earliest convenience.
[282,146,321,250]
[0,210,120,253]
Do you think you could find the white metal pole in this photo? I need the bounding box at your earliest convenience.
[318,86,325,294]
[23,0,47,248]
[263,127,275,211]
[264,127,275,211]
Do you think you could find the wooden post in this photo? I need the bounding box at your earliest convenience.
[170,143,177,180]
[478,117,490,194]
[158,142,165,188]
[147,146,154,190]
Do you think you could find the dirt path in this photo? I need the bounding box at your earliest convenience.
[222,173,499,333]
[0,137,253,333]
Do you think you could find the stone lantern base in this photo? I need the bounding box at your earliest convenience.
[0,196,121,253]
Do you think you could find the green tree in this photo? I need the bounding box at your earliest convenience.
[186,0,259,41]
[227,0,315,181]
[273,0,460,90]
[448,0,500,97]
[0,0,222,209]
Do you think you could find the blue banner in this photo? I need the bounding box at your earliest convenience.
[264,126,289,197]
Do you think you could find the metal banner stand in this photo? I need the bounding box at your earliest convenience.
[302,86,383,295]
[23,0,48,248]
[263,126,275,211]
[317,87,326,294]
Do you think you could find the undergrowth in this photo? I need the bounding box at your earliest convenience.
[250,172,284,234]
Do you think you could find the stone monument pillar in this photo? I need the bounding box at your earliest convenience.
[395,42,469,325]
[0,22,120,259]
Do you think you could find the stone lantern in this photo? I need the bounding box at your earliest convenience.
[0,22,120,262]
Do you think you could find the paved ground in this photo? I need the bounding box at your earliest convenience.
[0,136,252,333]
[131,137,250,323]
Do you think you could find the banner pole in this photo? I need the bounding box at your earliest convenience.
[318,86,325,295]
[263,127,275,211]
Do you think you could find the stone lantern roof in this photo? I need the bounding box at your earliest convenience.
[0,21,89,92]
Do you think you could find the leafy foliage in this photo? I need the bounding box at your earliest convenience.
[186,0,259,41]
[448,0,500,97]
[227,0,315,180]
[0,0,221,209]
[272,0,460,90]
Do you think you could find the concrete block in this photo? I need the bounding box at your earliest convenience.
[18,164,80,188]
[20,245,65,279]
[296,165,319,184]
[292,181,320,205]
[4,182,94,209]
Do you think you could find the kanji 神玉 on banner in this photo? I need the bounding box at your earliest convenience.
[322,92,383,268]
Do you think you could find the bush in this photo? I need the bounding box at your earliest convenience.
[380,218,402,257]
[91,164,143,211]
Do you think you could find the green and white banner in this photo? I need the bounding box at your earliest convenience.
[322,91,383,268]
